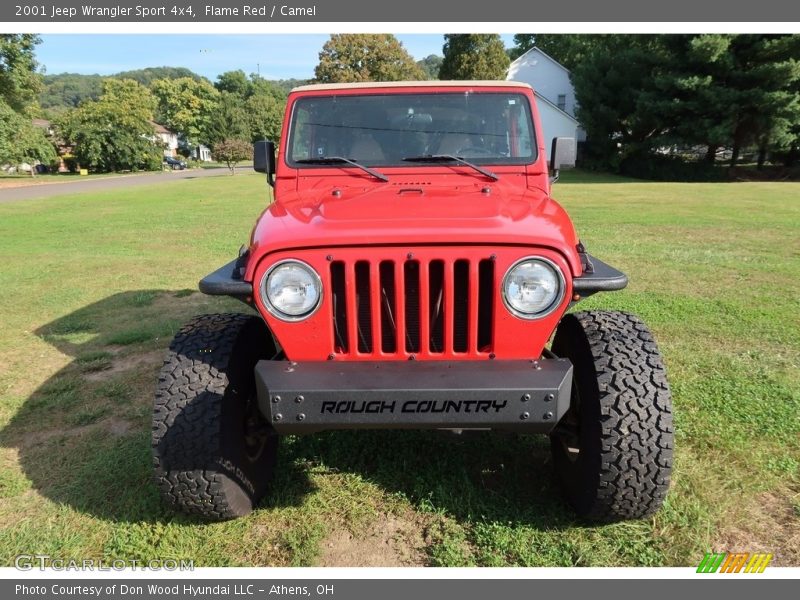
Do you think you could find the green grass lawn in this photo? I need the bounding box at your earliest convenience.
[0,171,797,567]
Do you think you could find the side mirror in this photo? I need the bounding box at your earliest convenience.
[253,140,276,186]
[549,137,576,182]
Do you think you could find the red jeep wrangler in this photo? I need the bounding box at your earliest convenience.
[153,81,673,522]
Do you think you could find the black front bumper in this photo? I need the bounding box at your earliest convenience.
[199,258,252,298]
[255,359,572,434]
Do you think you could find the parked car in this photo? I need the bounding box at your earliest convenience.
[153,81,673,522]
[163,156,187,170]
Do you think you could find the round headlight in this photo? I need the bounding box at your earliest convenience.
[502,257,565,319]
[261,260,322,320]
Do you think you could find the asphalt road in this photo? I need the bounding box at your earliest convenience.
[0,167,243,204]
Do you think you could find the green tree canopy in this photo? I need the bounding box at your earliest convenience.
[215,70,251,97]
[57,78,162,172]
[213,72,286,144]
[246,94,283,144]
[569,34,800,169]
[115,66,206,86]
[0,34,43,114]
[508,34,600,70]
[0,34,55,172]
[249,75,288,103]
[0,99,56,168]
[439,34,510,80]
[205,91,250,146]
[314,34,424,83]
[151,76,219,147]
[212,138,252,174]
[417,55,443,80]
[569,36,667,165]
[40,73,103,113]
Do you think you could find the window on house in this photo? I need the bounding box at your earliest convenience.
[557,94,567,111]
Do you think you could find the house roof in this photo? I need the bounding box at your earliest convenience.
[32,118,51,128]
[292,80,532,92]
[534,91,578,123]
[509,46,572,75]
[150,121,173,134]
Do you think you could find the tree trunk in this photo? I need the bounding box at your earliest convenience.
[729,144,740,169]
[785,142,798,168]
[757,142,767,170]
[705,145,717,164]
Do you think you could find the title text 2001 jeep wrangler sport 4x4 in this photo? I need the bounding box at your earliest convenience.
[153,81,673,522]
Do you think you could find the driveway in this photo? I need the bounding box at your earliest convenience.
[0,167,245,204]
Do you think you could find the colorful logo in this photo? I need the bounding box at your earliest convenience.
[697,552,773,573]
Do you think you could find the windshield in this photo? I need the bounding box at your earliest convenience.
[287,92,537,168]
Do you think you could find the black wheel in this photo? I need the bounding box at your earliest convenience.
[152,313,281,520]
[549,311,673,521]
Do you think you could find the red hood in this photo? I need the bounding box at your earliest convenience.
[246,175,581,279]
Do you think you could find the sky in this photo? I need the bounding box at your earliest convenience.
[37,34,517,81]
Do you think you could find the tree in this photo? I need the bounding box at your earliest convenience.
[246,94,284,143]
[0,99,56,171]
[642,35,739,164]
[508,34,602,70]
[40,73,103,113]
[213,138,252,174]
[151,76,219,147]
[270,78,310,94]
[0,34,43,114]
[212,72,285,144]
[205,92,250,146]
[439,34,510,80]
[57,78,162,172]
[509,35,535,60]
[570,36,669,166]
[314,34,424,83]
[639,34,800,167]
[215,70,251,97]
[249,75,288,103]
[723,35,800,167]
[39,68,207,115]
[114,66,205,86]
[417,55,443,80]
[0,34,55,173]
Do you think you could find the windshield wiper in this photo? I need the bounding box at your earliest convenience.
[402,154,499,181]
[295,156,389,182]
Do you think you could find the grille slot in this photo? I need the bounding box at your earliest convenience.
[330,255,493,357]
[428,260,445,353]
[379,262,397,353]
[453,260,470,352]
[478,259,494,352]
[331,261,348,353]
[404,261,421,353]
[355,261,372,353]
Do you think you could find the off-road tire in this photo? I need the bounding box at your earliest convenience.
[153,313,279,520]
[550,311,673,521]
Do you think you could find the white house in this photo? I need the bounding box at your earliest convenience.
[507,47,583,162]
[151,122,179,157]
[194,144,212,162]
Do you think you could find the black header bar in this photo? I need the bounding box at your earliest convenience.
[3,0,800,22]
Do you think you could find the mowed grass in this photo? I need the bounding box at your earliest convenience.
[0,171,797,567]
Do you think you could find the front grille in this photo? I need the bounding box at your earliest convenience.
[330,256,494,357]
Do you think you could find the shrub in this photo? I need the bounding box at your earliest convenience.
[212,138,252,175]
[619,154,729,182]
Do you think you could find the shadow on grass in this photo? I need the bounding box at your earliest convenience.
[1,290,577,531]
